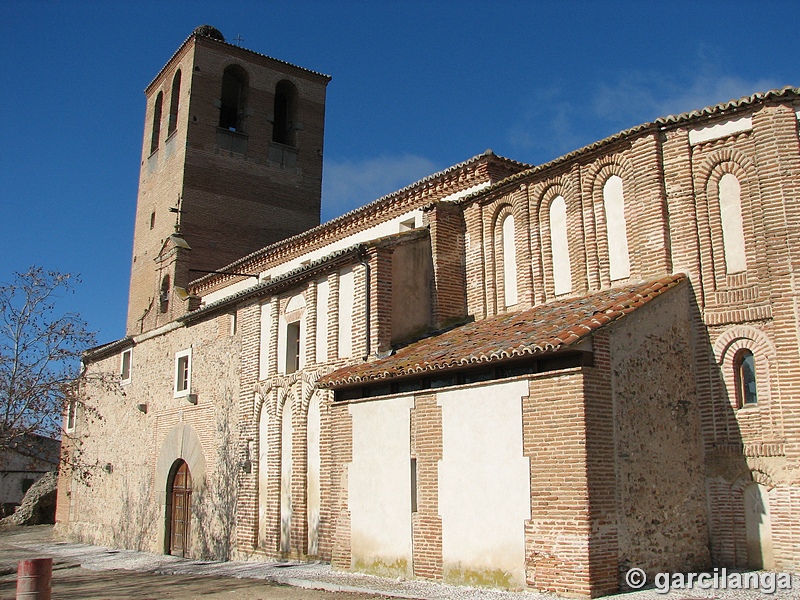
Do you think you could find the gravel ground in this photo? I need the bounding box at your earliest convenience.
[2,526,798,599]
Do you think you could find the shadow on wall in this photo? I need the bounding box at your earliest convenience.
[116,474,156,551]
[703,299,774,571]
[192,391,238,561]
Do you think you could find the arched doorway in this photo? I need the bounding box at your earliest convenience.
[744,483,774,569]
[166,460,192,557]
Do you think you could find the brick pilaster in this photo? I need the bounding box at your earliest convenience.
[427,202,468,327]
[410,393,443,579]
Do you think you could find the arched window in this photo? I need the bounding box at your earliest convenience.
[150,91,163,154]
[167,70,181,136]
[501,214,517,306]
[734,349,758,407]
[603,175,630,280]
[550,196,572,295]
[272,80,297,146]
[719,173,747,274]
[219,65,248,132]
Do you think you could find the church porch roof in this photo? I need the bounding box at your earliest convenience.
[318,273,686,389]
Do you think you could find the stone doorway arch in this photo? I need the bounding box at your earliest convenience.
[155,423,207,557]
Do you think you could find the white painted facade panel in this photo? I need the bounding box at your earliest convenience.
[437,380,531,587]
[337,267,354,359]
[348,396,414,574]
[307,393,321,555]
[258,300,272,380]
[315,278,329,363]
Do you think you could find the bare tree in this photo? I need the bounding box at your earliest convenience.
[0,267,95,457]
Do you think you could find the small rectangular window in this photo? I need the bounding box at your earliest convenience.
[286,322,301,374]
[120,349,132,384]
[174,349,192,396]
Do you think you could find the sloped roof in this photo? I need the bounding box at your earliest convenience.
[318,273,686,388]
[146,26,330,93]
[457,86,800,207]
[190,150,529,291]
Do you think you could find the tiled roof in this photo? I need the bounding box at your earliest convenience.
[457,86,800,207]
[318,273,686,388]
[190,150,529,290]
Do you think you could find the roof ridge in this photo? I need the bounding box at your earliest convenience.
[191,150,529,288]
[145,27,330,94]
[457,85,800,206]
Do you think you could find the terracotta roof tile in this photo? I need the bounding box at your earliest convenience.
[318,273,686,388]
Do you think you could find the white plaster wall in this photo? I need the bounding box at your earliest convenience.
[349,396,414,574]
[258,300,272,380]
[603,175,631,281]
[315,278,329,363]
[437,380,531,587]
[280,398,293,552]
[689,115,752,146]
[306,393,321,554]
[719,173,747,274]
[202,277,253,306]
[502,214,518,306]
[201,209,424,306]
[338,267,354,359]
[550,196,572,295]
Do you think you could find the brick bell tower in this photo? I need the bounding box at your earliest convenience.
[126,25,329,334]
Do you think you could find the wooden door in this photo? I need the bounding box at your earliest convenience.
[169,461,192,557]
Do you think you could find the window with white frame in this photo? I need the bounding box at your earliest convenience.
[174,348,192,397]
[120,349,132,385]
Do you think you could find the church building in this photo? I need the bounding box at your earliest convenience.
[56,27,800,598]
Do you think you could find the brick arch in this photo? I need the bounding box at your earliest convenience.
[714,325,777,365]
[695,147,756,187]
[731,468,777,492]
[534,180,575,300]
[694,147,763,292]
[254,381,275,420]
[275,380,293,415]
[300,366,333,415]
[586,158,635,289]
[486,202,516,314]
[584,153,636,191]
[714,325,775,411]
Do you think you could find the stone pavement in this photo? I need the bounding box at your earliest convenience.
[0,526,797,599]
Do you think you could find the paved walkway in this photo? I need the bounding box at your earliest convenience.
[1,526,798,599]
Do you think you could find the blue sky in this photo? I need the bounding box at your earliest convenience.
[1,1,798,345]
